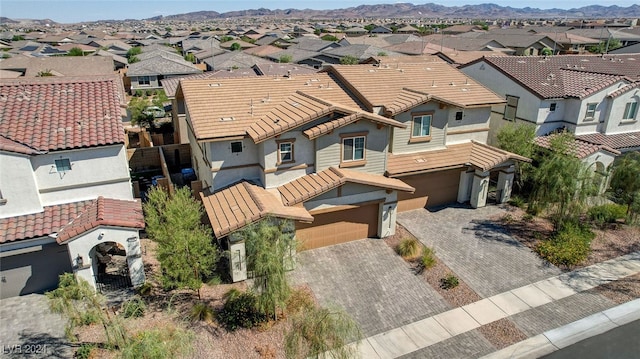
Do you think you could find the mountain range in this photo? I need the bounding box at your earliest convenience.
[153,3,640,21]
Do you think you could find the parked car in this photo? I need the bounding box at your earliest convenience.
[143,106,166,118]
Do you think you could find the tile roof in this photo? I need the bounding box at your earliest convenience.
[303,110,405,140]
[535,135,621,159]
[0,197,143,244]
[328,62,505,111]
[278,167,415,206]
[1,200,92,244]
[162,70,259,98]
[56,197,145,243]
[179,73,365,140]
[0,56,114,77]
[200,181,313,238]
[607,82,640,99]
[576,132,640,151]
[386,141,531,176]
[127,54,202,76]
[464,55,640,99]
[0,134,41,155]
[0,76,125,152]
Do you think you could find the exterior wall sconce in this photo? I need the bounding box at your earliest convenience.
[76,254,84,268]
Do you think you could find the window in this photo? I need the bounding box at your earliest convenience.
[230,141,243,153]
[504,95,519,121]
[277,140,294,164]
[549,103,557,112]
[342,136,365,162]
[55,158,71,172]
[138,76,150,86]
[455,111,464,121]
[623,101,638,120]
[412,114,432,137]
[585,103,597,120]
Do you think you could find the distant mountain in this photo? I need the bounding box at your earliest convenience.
[0,17,20,24]
[157,3,640,21]
[0,17,57,25]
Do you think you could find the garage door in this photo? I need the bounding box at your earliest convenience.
[0,243,71,299]
[397,169,461,212]
[296,203,379,250]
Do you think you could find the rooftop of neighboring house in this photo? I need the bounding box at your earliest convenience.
[0,56,113,77]
[534,134,621,159]
[127,51,202,77]
[327,62,505,112]
[576,131,640,151]
[0,76,125,152]
[0,197,143,244]
[203,51,271,71]
[462,54,640,99]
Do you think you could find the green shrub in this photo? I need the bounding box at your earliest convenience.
[536,222,595,267]
[74,343,95,359]
[397,238,421,259]
[121,297,146,318]
[522,213,534,222]
[420,247,436,269]
[80,309,102,325]
[285,288,315,315]
[120,325,193,359]
[526,203,541,216]
[189,302,214,322]
[508,195,525,208]
[588,204,627,227]
[217,289,266,330]
[440,274,459,290]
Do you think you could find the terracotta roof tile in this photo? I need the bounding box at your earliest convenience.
[608,82,640,98]
[0,134,42,155]
[56,197,145,243]
[278,167,414,206]
[467,55,640,99]
[179,73,365,140]
[328,62,505,111]
[386,141,530,176]
[201,181,313,238]
[0,76,125,152]
[535,135,621,159]
[576,131,640,151]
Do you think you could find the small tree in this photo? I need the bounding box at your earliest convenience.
[126,46,142,60]
[531,132,595,228]
[11,35,25,41]
[285,305,362,359]
[128,96,155,129]
[233,217,295,320]
[230,42,241,51]
[279,54,293,63]
[36,69,54,77]
[541,47,553,56]
[321,34,338,42]
[184,52,196,63]
[609,151,640,219]
[340,55,359,65]
[67,47,84,56]
[143,186,218,298]
[496,123,536,192]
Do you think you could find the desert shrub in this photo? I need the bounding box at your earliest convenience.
[75,343,95,359]
[508,195,525,209]
[588,204,627,227]
[217,289,266,330]
[120,325,193,359]
[536,222,595,267]
[80,309,102,325]
[189,302,214,322]
[285,288,315,315]
[526,203,541,216]
[121,297,146,318]
[440,274,459,290]
[420,247,436,270]
[396,238,421,259]
[522,213,534,222]
[285,305,362,359]
[135,282,153,296]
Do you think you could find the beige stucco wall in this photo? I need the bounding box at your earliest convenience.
[0,152,43,218]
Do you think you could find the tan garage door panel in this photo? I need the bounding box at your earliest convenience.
[398,169,461,212]
[296,204,378,250]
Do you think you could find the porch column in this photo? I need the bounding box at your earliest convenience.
[229,239,247,282]
[470,169,490,208]
[496,166,515,204]
[457,170,474,203]
[126,236,146,287]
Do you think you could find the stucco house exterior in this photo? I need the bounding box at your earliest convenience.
[0,76,145,298]
[175,62,527,281]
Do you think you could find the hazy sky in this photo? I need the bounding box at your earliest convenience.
[1,1,637,23]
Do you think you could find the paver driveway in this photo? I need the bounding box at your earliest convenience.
[398,205,562,298]
[289,239,450,336]
[0,294,73,359]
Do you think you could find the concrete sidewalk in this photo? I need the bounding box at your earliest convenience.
[355,251,640,359]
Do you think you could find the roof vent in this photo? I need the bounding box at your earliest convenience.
[220,117,235,121]
[450,81,456,86]
[208,83,222,87]
[425,67,432,71]
[581,59,589,62]
[291,101,300,107]
[517,60,526,64]
[414,158,426,163]
[368,69,376,72]
[431,80,437,87]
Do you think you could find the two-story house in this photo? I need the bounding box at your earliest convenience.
[0,76,145,298]
[176,62,528,281]
[460,54,640,179]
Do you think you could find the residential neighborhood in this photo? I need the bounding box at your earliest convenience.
[1,3,640,358]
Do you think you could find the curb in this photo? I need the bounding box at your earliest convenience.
[479,298,640,359]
